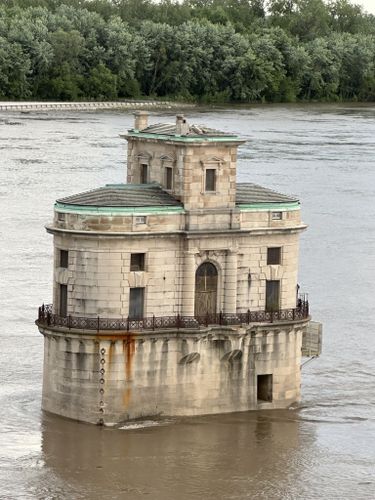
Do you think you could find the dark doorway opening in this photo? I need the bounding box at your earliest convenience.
[257,374,273,402]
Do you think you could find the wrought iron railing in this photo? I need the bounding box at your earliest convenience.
[37,300,309,332]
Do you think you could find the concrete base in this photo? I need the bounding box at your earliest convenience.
[38,319,309,425]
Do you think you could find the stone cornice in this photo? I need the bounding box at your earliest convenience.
[46,224,307,237]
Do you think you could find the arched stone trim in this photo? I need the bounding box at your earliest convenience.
[221,349,243,362]
[194,261,219,317]
[179,352,200,365]
[195,252,225,313]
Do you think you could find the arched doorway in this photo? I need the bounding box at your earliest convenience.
[194,262,218,318]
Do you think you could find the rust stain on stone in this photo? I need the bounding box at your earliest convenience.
[97,333,136,408]
[108,341,113,366]
[123,337,136,380]
[122,387,132,407]
[122,337,135,408]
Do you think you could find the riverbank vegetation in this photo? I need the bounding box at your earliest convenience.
[1,0,374,102]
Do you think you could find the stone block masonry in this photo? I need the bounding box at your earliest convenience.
[40,318,308,425]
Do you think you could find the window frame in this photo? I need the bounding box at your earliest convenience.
[59,249,69,268]
[271,211,283,220]
[165,166,173,190]
[265,280,280,312]
[130,253,145,272]
[205,168,217,192]
[140,163,148,184]
[267,247,281,265]
[59,284,68,317]
[129,287,145,319]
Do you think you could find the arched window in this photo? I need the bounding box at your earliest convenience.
[195,262,218,318]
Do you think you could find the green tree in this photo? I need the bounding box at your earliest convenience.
[84,62,118,99]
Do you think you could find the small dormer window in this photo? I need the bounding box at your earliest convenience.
[165,167,173,190]
[205,169,216,192]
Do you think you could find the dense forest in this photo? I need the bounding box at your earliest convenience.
[1,0,374,102]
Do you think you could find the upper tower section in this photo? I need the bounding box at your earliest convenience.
[122,112,246,211]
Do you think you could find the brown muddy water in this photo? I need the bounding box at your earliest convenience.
[0,104,375,499]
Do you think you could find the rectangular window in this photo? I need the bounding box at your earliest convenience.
[60,249,69,268]
[271,211,282,220]
[57,212,65,222]
[267,247,281,265]
[165,167,173,190]
[140,163,148,184]
[257,374,273,402]
[59,284,68,317]
[134,216,147,225]
[266,280,280,312]
[205,169,216,192]
[129,287,144,319]
[130,253,145,271]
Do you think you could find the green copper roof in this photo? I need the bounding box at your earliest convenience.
[55,183,299,216]
[126,131,242,143]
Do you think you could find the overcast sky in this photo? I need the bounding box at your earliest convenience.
[358,0,375,14]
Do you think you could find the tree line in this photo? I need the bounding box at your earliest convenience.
[1,0,374,102]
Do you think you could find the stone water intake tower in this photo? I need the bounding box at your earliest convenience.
[37,112,322,425]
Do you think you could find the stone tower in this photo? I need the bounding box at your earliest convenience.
[37,112,321,425]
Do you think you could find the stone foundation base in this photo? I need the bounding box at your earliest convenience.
[39,320,308,425]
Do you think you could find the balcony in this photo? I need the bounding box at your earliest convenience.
[36,299,309,333]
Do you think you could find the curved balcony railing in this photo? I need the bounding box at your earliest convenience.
[36,300,309,332]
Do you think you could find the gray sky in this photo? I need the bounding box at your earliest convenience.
[359,0,375,14]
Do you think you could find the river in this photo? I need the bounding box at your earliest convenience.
[0,104,374,499]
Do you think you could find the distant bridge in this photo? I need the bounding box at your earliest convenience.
[0,100,192,112]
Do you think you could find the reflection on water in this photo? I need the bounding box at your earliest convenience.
[39,410,307,500]
[1,104,375,499]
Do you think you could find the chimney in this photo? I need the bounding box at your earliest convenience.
[176,114,189,136]
[133,111,148,131]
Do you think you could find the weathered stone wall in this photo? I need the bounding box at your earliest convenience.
[53,210,185,233]
[126,139,237,210]
[240,207,302,228]
[52,227,301,318]
[53,233,184,317]
[40,320,306,425]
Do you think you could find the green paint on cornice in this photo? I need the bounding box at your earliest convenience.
[238,202,300,211]
[55,202,185,216]
[126,131,243,143]
[55,201,299,215]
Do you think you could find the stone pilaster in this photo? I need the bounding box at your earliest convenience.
[182,250,196,316]
[224,249,238,314]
